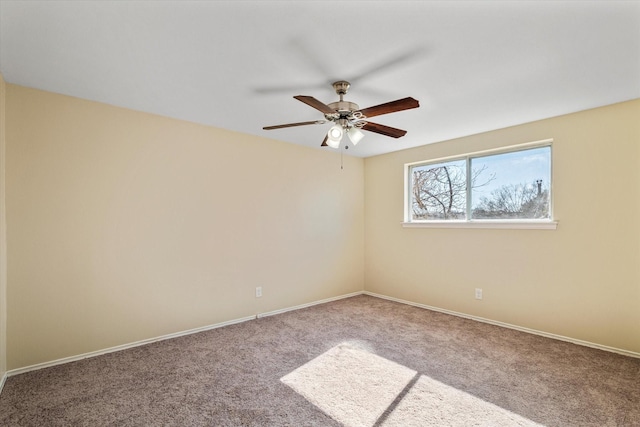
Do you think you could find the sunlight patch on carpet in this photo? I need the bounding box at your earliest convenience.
[382,375,542,426]
[281,343,542,427]
[281,343,415,426]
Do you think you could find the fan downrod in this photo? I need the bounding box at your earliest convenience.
[327,81,358,118]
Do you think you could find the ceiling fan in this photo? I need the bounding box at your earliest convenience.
[263,81,419,148]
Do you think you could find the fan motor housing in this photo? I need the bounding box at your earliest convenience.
[326,101,360,119]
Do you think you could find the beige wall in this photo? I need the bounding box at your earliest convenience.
[4,81,639,371]
[5,85,364,370]
[0,74,7,378]
[364,99,640,354]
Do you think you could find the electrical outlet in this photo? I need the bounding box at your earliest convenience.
[475,288,483,300]
[255,286,262,298]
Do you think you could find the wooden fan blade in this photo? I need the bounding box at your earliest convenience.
[362,122,407,138]
[358,97,419,118]
[293,95,336,114]
[321,135,328,147]
[263,120,326,130]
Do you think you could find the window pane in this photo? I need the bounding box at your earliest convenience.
[471,146,551,219]
[411,159,467,220]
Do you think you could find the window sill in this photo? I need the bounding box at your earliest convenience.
[402,220,558,230]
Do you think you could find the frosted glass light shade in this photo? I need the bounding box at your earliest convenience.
[326,137,340,149]
[347,127,364,145]
[327,125,343,148]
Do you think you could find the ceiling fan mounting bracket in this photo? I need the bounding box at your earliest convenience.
[332,80,351,96]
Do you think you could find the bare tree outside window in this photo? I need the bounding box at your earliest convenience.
[473,180,550,219]
[409,145,551,222]
[411,161,493,220]
[412,162,466,219]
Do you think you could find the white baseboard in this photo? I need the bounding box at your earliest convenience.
[6,291,365,378]
[6,289,637,380]
[364,291,640,359]
[257,291,364,318]
[6,314,257,377]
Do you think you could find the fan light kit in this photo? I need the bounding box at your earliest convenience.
[263,81,419,149]
[327,124,343,148]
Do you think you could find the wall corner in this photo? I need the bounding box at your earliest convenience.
[0,73,7,386]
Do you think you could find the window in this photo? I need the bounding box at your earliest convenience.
[406,142,554,228]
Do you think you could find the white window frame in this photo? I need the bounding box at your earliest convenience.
[403,139,558,230]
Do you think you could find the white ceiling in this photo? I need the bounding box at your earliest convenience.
[1,1,639,158]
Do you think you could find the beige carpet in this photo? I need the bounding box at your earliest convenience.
[0,295,638,426]
[282,342,541,426]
